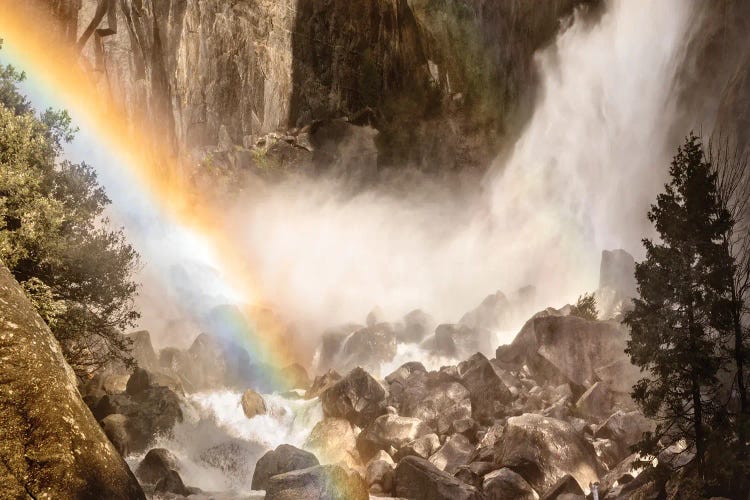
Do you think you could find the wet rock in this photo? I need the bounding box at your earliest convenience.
[357,414,431,462]
[452,417,478,440]
[396,371,472,435]
[366,451,395,494]
[305,418,359,467]
[280,363,312,390]
[265,464,368,500]
[154,469,189,496]
[483,467,539,500]
[101,414,131,457]
[385,361,427,386]
[394,433,441,461]
[128,330,160,372]
[320,367,386,428]
[433,323,492,359]
[394,456,482,500]
[575,381,617,420]
[454,461,498,490]
[428,433,473,474]
[458,353,513,424]
[136,448,179,485]
[0,264,144,498]
[494,413,602,495]
[541,474,584,499]
[594,410,654,461]
[459,291,512,331]
[251,444,320,490]
[199,439,264,479]
[306,369,342,400]
[241,389,268,419]
[470,422,504,463]
[126,367,152,397]
[399,309,435,344]
[496,315,631,390]
[341,324,397,372]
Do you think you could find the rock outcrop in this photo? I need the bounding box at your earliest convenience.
[251,444,320,491]
[265,464,368,500]
[320,367,386,428]
[394,456,481,500]
[0,264,145,498]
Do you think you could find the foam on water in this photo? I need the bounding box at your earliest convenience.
[126,391,322,494]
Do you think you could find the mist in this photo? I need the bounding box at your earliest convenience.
[144,0,694,350]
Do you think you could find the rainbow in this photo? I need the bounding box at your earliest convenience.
[0,1,301,390]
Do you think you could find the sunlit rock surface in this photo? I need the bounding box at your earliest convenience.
[0,264,144,499]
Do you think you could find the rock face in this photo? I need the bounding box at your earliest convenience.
[357,414,430,462]
[494,413,602,496]
[458,353,513,424]
[483,467,539,500]
[251,444,320,491]
[394,456,481,500]
[0,264,145,498]
[265,464,368,500]
[394,370,472,435]
[241,388,268,419]
[305,418,360,467]
[44,0,593,173]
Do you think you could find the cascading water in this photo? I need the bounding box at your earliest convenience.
[124,0,695,494]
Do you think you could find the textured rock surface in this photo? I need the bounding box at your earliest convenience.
[394,456,482,500]
[251,444,320,491]
[320,367,386,428]
[265,464,369,500]
[0,264,145,498]
[494,413,602,495]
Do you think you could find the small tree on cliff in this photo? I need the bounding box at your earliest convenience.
[0,54,140,376]
[625,133,733,478]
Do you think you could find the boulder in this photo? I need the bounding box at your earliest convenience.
[454,461,498,490]
[251,444,320,490]
[100,414,132,457]
[280,363,312,390]
[305,418,359,467]
[93,385,183,454]
[428,433,473,474]
[394,433,441,461]
[199,439,265,479]
[241,389,268,419]
[128,330,160,372]
[0,264,145,498]
[357,414,430,462]
[394,456,482,500]
[594,410,654,460]
[341,324,397,372]
[433,323,493,359]
[126,367,152,397]
[154,469,189,496]
[395,371,472,435]
[493,414,602,495]
[366,451,395,494]
[458,353,513,424]
[399,309,435,344]
[317,324,361,372]
[496,315,630,390]
[594,359,642,394]
[483,467,539,500]
[135,448,179,485]
[459,291,512,331]
[599,249,637,298]
[541,474,584,499]
[265,464,368,500]
[575,382,617,420]
[320,367,386,428]
[306,369,341,400]
[385,361,427,386]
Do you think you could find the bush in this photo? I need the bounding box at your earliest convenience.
[570,292,598,320]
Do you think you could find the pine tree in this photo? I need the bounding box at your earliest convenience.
[625,133,733,477]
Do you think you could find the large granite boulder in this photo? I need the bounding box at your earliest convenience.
[459,291,512,331]
[135,448,179,485]
[305,417,360,467]
[0,264,144,498]
[394,370,472,435]
[340,323,397,372]
[357,414,430,462]
[594,410,655,461]
[458,353,513,424]
[432,323,493,359]
[496,315,631,390]
[428,433,474,474]
[265,464,368,500]
[599,249,637,298]
[494,413,602,495]
[320,367,386,428]
[128,329,160,372]
[483,467,539,500]
[394,456,482,500]
[306,369,342,400]
[251,444,320,490]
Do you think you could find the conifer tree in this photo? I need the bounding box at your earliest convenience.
[625,133,733,477]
